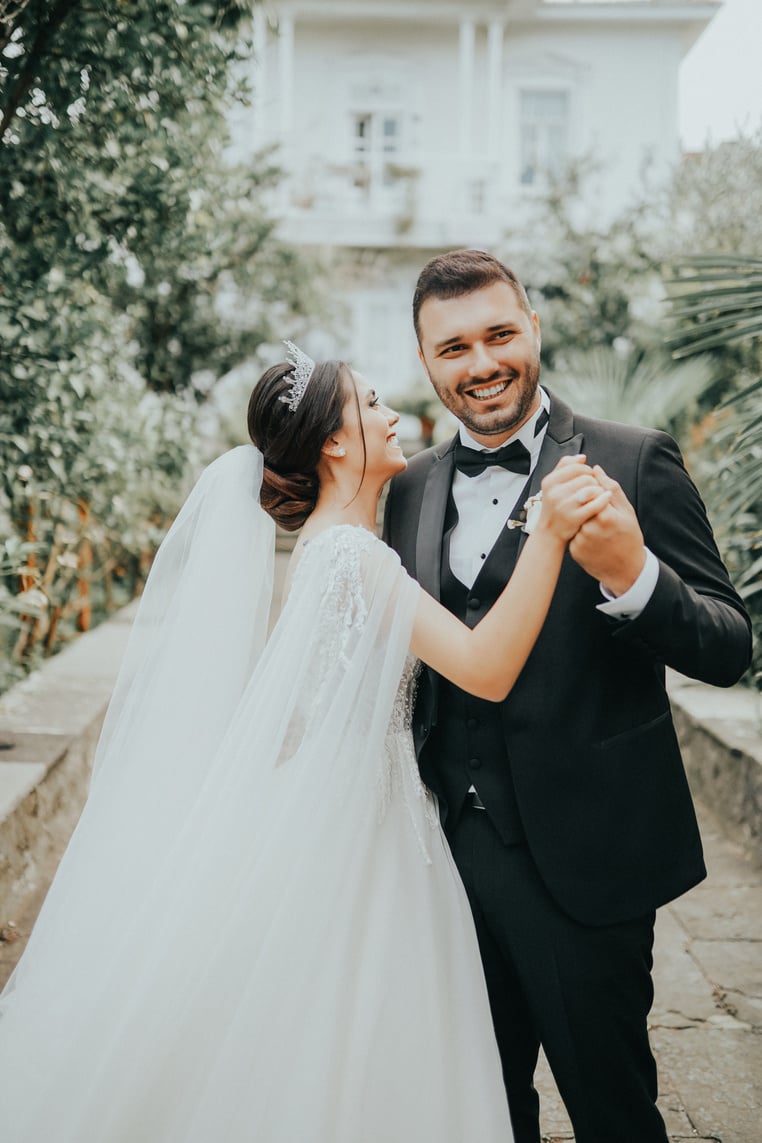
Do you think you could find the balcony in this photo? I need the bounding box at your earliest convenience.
[273,149,521,250]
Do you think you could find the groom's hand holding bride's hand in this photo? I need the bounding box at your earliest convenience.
[537,456,612,544]
[568,464,647,596]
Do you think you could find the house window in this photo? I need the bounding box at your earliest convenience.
[382,116,399,153]
[519,90,569,187]
[352,111,401,158]
[353,113,372,154]
[351,111,403,190]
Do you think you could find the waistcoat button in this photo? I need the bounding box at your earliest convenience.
[468,757,482,770]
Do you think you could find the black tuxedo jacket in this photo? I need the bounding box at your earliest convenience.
[383,393,752,926]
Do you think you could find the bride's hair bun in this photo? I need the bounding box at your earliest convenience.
[248,359,349,532]
[259,466,317,533]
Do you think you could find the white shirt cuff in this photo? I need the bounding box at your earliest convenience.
[596,548,658,620]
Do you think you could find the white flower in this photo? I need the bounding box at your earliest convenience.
[506,491,543,534]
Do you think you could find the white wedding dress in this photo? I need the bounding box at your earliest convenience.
[0,448,513,1142]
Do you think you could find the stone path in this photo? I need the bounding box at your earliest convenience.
[536,802,762,1143]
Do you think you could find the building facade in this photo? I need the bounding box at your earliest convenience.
[231,0,719,396]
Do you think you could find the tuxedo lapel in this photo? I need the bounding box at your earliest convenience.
[517,391,583,558]
[415,436,457,601]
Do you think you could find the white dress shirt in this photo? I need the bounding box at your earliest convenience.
[449,388,656,619]
[449,392,551,590]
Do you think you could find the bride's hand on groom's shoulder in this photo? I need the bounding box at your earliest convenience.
[536,456,612,545]
[568,465,647,596]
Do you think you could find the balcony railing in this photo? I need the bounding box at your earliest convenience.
[273,149,515,247]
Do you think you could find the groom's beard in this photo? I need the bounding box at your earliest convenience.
[426,357,541,441]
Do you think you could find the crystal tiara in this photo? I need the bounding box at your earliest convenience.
[280,340,316,412]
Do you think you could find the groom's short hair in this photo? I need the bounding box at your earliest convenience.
[413,250,532,343]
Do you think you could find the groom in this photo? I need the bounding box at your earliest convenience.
[383,250,752,1143]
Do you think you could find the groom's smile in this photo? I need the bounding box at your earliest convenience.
[417,281,542,447]
[465,378,511,401]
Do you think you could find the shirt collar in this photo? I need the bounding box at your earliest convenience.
[458,387,550,455]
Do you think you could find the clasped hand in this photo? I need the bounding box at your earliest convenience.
[539,457,647,597]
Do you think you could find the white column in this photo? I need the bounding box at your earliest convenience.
[278,12,294,140]
[487,21,504,159]
[458,19,475,156]
[252,5,267,145]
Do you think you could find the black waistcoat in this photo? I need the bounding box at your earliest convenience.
[419,482,531,844]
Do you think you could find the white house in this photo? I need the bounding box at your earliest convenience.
[231,0,720,397]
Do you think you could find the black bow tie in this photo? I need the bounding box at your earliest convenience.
[454,438,532,478]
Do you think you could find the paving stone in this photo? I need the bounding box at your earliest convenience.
[698,821,762,886]
[652,908,721,1027]
[536,1048,572,1138]
[670,885,762,942]
[656,1062,700,1138]
[689,939,762,1029]
[651,1025,761,1143]
[0,761,47,820]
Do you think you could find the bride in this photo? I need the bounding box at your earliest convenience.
[0,344,609,1142]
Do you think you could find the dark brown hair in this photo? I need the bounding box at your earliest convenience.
[412,249,532,342]
[247,358,362,532]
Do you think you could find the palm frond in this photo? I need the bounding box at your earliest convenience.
[667,255,762,358]
[546,346,717,434]
[718,375,762,409]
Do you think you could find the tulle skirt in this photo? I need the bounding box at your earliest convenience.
[0,741,513,1142]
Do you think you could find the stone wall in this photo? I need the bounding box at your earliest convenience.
[0,605,137,924]
[668,671,762,862]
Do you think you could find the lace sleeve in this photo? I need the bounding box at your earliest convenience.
[297,526,375,669]
[276,525,418,763]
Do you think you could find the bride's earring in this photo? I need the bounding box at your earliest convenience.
[322,438,346,459]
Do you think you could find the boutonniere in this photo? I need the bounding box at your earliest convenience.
[506,491,543,535]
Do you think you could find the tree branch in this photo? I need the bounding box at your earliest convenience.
[0,0,32,34]
[0,0,33,53]
[0,0,83,138]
